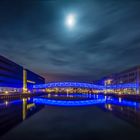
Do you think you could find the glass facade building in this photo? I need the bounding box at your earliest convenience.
[0,55,45,93]
[25,69,45,89]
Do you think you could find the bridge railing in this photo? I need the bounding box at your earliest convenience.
[33,82,139,90]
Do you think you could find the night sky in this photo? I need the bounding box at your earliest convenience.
[0,0,140,82]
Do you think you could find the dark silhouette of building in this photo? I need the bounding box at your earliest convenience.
[0,55,45,93]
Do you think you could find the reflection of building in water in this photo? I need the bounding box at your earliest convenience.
[0,99,43,136]
[22,98,27,120]
[0,101,22,136]
[104,104,140,127]
[22,98,36,120]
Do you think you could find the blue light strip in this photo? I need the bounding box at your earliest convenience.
[107,99,139,107]
[33,82,138,90]
[33,97,140,107]
[33,82,104,89]
[33,98,105,106]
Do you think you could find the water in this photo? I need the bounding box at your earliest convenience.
[0,94,140,140]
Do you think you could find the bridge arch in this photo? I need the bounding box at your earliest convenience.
[33,82,104,89]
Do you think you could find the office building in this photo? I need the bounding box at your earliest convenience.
[98,66,140,94]
[0,55,45,93]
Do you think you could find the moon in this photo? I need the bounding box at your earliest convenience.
[65,13,76,29]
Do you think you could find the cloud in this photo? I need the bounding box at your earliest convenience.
[0,0,140,81]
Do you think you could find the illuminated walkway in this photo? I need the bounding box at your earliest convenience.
[33,82,104,89]
[33,82,138,89]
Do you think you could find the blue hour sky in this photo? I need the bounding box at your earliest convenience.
[0,0,140,81]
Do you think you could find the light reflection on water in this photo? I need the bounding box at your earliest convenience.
[35,94,140,108]
[103,104,140,127]
[0,98,44,136]
[0,93,140,138]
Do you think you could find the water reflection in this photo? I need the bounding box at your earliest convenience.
[0,98,44,136]
[104,104,140,128]
[33,93,140,128]
[0,93,140,138]
[34,94,140,108]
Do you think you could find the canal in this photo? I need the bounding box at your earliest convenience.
[0,94,140,140]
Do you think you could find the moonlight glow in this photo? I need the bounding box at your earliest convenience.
[65,13,76,29]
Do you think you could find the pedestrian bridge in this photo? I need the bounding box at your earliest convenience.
[33,82,138,89]
[33,82,104,89]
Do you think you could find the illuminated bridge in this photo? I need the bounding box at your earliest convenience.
[33,82,138,90]
[33,82,104,89]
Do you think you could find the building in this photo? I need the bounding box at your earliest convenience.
[0,55,45,93]
[24,69,45,91]
[111,66,140,86]
[97,66,140,94]
[0,55,23,93]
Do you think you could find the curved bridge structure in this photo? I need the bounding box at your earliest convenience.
[33,82,138,90]
[33,82,104,89]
